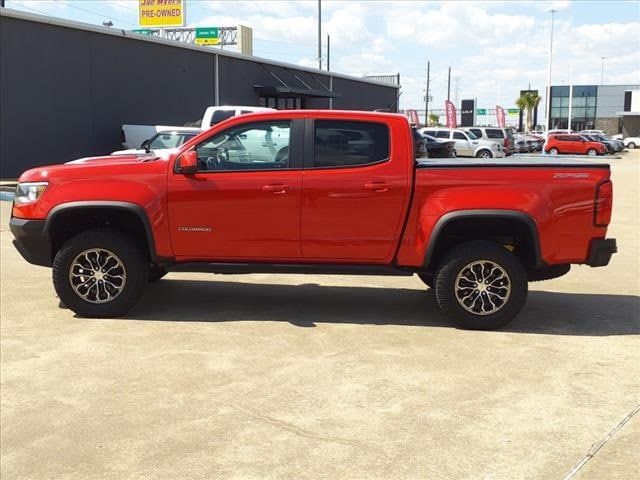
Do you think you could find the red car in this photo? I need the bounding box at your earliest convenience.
[545,134,607,156]
[10,110,616,330]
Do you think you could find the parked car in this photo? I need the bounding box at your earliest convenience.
[621,136,640,149]
[513,134,534,153]
[419,128,504,158]
[112,129,200,156]
[10,110,616,330]
[545,134,608,156]
[523,134,544,151]
[413,131,456,158]
[584,134,622,154]
[121,106,275,149]
[579,129,606,136]
[467,127,516,156]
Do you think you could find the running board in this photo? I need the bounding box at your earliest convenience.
[168,262,416,276]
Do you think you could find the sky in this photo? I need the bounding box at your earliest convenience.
[5,0,640,114]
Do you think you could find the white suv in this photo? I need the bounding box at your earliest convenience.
[420,128,505,158]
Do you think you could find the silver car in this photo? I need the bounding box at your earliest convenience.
[420,128,505,158]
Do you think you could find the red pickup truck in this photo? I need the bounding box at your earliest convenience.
[10,110,616,330]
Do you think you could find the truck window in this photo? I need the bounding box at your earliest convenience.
[313,120,389,168]
[210,110,236,126]
[196,121,291,171]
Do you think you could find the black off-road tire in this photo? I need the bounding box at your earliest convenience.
[417,273,434,288]
[149,265,168,282]
[434,240,528,330]
[52,229,148,317]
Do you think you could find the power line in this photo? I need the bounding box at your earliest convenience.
[54,0,138,27]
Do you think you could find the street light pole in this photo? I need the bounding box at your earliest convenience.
[317,0,322,70]
[544,9,557,133]
[425,60,430,126]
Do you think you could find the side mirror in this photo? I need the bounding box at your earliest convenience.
[141,139,151,153]
[177,150,198,174]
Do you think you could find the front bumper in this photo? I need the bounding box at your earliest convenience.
[9,217,52,267]
[585,238,617,267]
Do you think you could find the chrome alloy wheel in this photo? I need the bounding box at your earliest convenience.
[68,248,127,304]
[454,260,511,315]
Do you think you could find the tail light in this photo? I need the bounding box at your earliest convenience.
[594,180,613,227]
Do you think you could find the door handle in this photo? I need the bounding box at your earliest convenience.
[262,184,291,194]
[364,182,388,192]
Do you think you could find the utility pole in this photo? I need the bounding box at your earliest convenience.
[600,57,606,85]
[327,34,330,71]
[447,66,451,101]
[544,9,557,133]
[317,0,322,70]
[425,60,430,125]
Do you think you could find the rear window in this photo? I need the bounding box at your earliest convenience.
[435,131,450,139]
[210,110,236,126]
[469,128,482,138]
[486,129,505,139]
[314,120,389,168]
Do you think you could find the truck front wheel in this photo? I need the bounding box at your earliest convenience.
[434,240,528,330]
[53,229,148,317]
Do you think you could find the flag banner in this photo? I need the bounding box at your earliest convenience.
[496,105,506,128]
[445,100,457,128]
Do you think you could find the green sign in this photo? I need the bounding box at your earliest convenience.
[507,108,520,115]
[195,27,220,45]
[132,29,156,35]
[476,108,487,115]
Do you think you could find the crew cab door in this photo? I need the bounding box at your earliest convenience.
[167,118,303,260]
[301,118,412,262]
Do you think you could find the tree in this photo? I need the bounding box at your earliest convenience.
[428,113,440,126]
[516,92,541,132]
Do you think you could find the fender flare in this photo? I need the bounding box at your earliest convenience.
[44,201,158,262]
[424,209,544,269]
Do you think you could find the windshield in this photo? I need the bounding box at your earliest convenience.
[148,132,197,149]
[465,130,478,139]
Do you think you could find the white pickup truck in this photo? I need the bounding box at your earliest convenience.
[120,106,275,149]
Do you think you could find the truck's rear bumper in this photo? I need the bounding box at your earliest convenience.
[585,238,617,267]
[9,217,52,267]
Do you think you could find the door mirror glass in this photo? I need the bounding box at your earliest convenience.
[177,150,198,174]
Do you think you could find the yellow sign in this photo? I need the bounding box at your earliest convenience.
[139,0,185,28]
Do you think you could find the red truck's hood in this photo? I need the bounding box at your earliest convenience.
[18,154,170,183]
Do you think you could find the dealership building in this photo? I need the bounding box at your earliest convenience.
[0,9,399,178]
[548,84,640,136]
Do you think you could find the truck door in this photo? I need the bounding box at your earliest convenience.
[301,118,411,262]
[167,118,304,260]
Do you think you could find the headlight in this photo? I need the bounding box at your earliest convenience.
[15,182,48,204]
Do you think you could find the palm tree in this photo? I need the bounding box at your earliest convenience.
[516,92,541,132]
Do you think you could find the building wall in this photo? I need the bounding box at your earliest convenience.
[0,15,214,177]
[0,11,398,178]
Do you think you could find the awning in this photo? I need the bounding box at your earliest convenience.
[255,63,340,99]
[254,84,340,98]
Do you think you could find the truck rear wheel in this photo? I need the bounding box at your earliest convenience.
[52,229,148,317]
[434,240,528,330]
